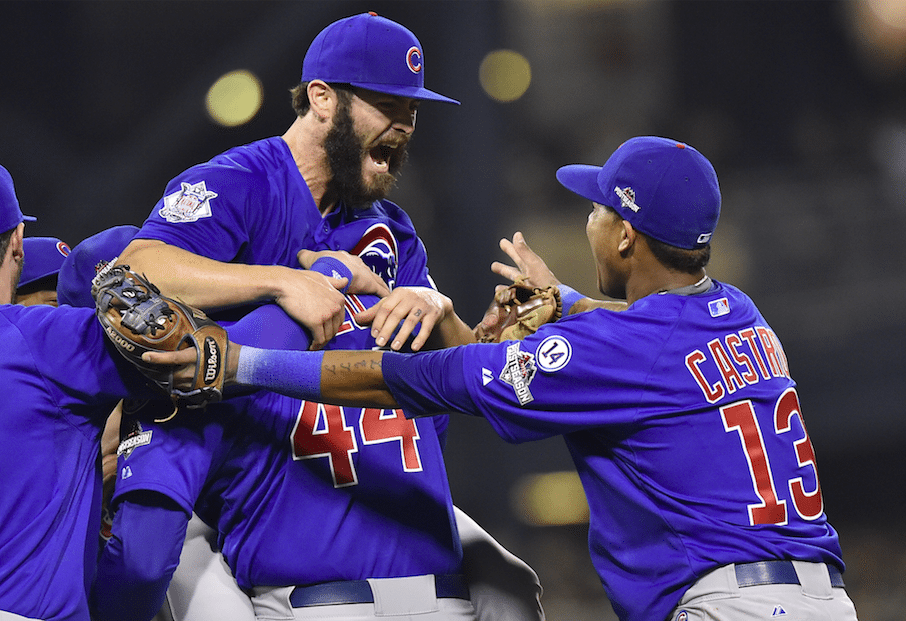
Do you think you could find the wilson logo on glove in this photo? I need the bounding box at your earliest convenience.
[203,336,221,384]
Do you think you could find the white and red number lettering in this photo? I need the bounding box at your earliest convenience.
[720,388,823,525]
[774,388,823,520]
[291,402,423,488]
[360,408,423,472]
[291,401,358,487]
[721,400,788,525]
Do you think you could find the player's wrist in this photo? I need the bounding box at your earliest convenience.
[557,285,584,315]
[236,346,324,401]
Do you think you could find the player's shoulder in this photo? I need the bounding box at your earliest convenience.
[1,304,100,359]
[210,136,288,170]
[1,302,94,329]
[176,137,288,185]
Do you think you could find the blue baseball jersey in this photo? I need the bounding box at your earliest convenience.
[112,295,461,589]
[135,136,432,291]
[383,281,844,621]
[0,304,151,621]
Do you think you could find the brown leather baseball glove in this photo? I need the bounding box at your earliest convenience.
[475,280,562,343]
[92,262,228,412]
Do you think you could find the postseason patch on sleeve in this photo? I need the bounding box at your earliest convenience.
[498,343,537,406]
[159,181,219,223]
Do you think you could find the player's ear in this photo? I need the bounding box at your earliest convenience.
[617,219,635,254]
[9,223,24,262]
[307,80,336,122]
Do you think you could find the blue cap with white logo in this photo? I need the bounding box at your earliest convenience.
[556,137,721,249]
[301,12,459,105]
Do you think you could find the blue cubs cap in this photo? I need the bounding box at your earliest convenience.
[57,225,138,308]
[0,164,37,234]
[556,136,721,249]
[301,12,459,105]
[18,237,71,288]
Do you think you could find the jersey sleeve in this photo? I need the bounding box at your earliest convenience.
[113,406,228,513]
[134,160,260,263]
[383,311,673,443]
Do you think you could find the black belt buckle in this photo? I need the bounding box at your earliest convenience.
[734,560,844,588]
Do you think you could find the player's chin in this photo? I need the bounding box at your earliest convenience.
[362,168,398,199]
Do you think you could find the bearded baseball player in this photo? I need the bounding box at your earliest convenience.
[103,12,543,621]
[116,11,473,353]
[151,137,861,621]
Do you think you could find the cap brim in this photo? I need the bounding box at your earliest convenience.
[22,215,37,222]
[349,81,460,105]
[556,165,608,205]
[18,267,59,287]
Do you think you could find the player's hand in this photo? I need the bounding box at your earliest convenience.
[142,342,242,389]
[355,286,453,352]
[274,268,348,350]
[491,232,560,288]
[476,232,561,335]
[297,249,391,298]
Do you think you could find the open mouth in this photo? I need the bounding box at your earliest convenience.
[368,144,396,172]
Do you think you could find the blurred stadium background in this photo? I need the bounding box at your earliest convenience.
[2,1,903,618]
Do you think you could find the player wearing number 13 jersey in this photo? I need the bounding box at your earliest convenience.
[228,137,860,621]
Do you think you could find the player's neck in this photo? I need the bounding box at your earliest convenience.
[282,117,335,215]
[628,266,707,305]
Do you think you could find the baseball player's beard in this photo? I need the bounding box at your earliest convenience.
[324,101,409,209]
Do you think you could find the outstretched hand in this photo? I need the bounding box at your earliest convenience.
[491,232,560,289]
[476,232,561,337]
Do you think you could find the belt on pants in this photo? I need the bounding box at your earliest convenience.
[289,574,470,608]
[734,560,844,588]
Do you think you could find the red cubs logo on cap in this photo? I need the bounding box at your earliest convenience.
[406,46,422,74]
[56,241,71,257]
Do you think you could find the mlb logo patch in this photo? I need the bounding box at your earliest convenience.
[160,180,218,223]
[708,297,730,317]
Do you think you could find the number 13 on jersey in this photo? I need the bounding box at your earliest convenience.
[721,387,823,526]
